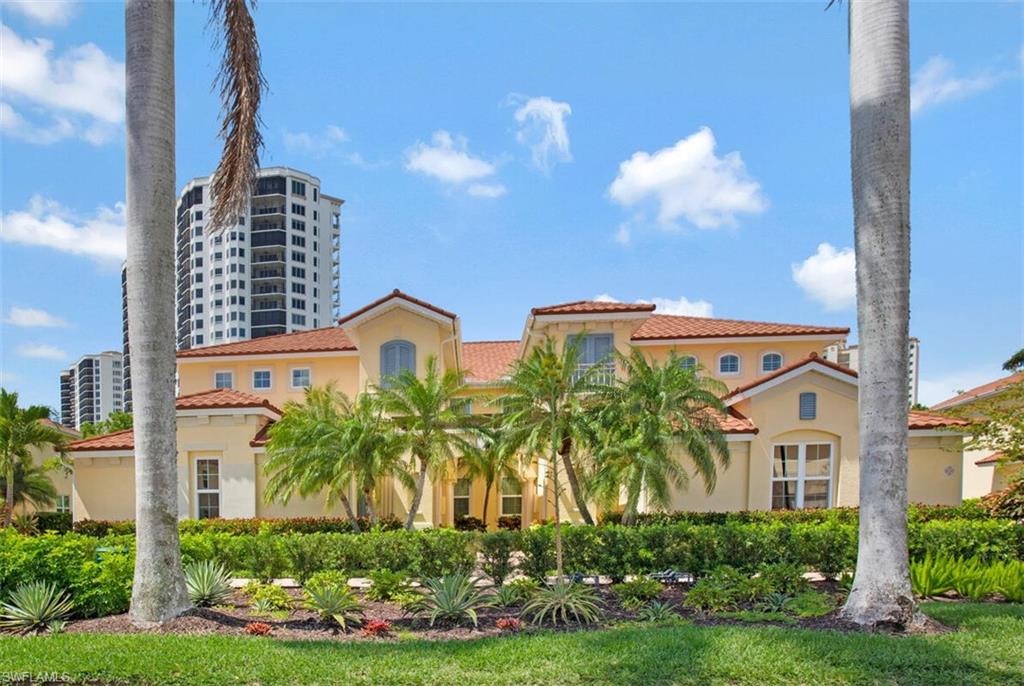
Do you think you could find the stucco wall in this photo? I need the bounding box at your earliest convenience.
[907,435,964,506]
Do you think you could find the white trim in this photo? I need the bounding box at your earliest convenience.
[631,333,846,346]
[725,433,757,442]
[290,366,312,389]
[213,369,234,389]
[70,449,133,459]
[177,406,280,419]
[193,455,222,519]
[717,352,741,376]
[724,361,858,406]
[908,429,965,437]
[178,350,358,363]
[770,441,834,510]
[532,311,652,324]
[760,351,784,373]
[341,298,455,330]
[251,368,273,391]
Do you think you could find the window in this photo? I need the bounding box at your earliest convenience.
[56,495,70,514]
[771,443,832,510]
[252,369,271,390]
[500,477,523,516]
[291,267,306,278]
[292,283,306,294]
[291,250,306,263]
[291,235,306,247]
[718,353,740,375]
[291,203,306,216]
[313,188,318,202]
[570,333,614,384]
[291,314,307,326]
[195,458,221,519]
[678,355,698,371]
[214,371,233,389]
[453,478,471,519]
[380,340,415,385]
[761,352,784,373]
[450,398,472,415]
[291,367,311,389]
[291,180,306,196]
[799,392,817,420]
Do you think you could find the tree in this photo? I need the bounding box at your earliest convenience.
[458,427,521,527]
[1003,349,1024,373]
[263,386,412,528]
[0,454,58,514]
[375,355,471,530]
[125,0,265,626]
[0,390,68,527]
[947,381,1024,464]
[80,411,134,438]
[838,0,919,629]
[590,352,729,525]
[497,336,606,577]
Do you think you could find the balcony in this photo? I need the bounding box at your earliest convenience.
[251,230,286,248]
[252,311,286,327]
[252,269,285,281]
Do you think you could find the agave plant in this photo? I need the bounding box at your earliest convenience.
[304,583,364,631]
[636,600,678,623]
[12,513,39,536]
[0,581,74,633]
[493,584,524,608]
[521,581,602,626]
[408,573,491,627]
[185,560,234,607]
[756,592,792,614]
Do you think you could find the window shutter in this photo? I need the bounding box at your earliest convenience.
[799,392,817,420]
[399,341,415,374]
[381,343,397,380]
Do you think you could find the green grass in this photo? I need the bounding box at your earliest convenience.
[1,603,1021,685]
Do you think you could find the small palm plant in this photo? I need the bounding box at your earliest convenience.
[408,573,491,627]
[0,581,74,633]
[304,584,364,631]
[636,600,678,623]
[521,581,602,626]
[185,560,234,607]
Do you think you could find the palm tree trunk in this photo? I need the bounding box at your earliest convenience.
[125,0,191,628]
[550,425,563,579]
[363,487,377,524]
[559,436,594,526]
[840,0,918,630]
[339,491,360,533]
[404,456,428,530]
[3,468,14,527]
[621,486,641,527]
[481,477,492,528]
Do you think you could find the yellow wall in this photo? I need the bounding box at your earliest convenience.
[667,441,752,512]
[73,455,135,521]
[20,443,73,516]
[907,436,964,506]
[345,306,456,390]
[178,354,360,407]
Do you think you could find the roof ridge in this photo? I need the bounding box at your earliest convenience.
[647,312,848,331]
[463,339,520,345]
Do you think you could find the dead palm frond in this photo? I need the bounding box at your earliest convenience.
[208,0,266,230]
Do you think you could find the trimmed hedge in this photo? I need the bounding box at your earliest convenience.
[72,515,405,537]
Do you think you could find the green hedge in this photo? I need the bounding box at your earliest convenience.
[72,515,405,537]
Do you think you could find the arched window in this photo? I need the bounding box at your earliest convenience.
[678,355,698,371]
[718,353,740,375]
[380,340,415,386]
[761,352,784,373]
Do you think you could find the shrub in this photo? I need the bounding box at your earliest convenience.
[519,527,555,581]
[237,529,285,582]
[495,616,522,632]
[785,590,835,617]
[13,514,39,536]
[757,562,810,595]
[454,515,486,532]
[950,558,996,601]
[755,592,792,613]
[360,618,392,637]
[480,531,518,586]
[305,570,349,596]
[611,578,662,606]
[521,581,602,626]
[683,567,743,613]
[185,560,233,607]
[282,534,328,584]
[910,554,958,598]
[497,515,522,531]
[636,600,678,623]
[243,582,291,611]
[989,560,1024,602]
[304,583,363,630]
[493,585,523,608]
[984,473,1024,520]
[33,512,72,534]
[365,569,410,602]
[0,581,74,633]
[416,529,476,577]
[505,577,541,602]
[71,549,133,618]
[407,573,491,627]
[244,621,272,636]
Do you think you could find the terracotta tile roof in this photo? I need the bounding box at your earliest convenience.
[714,408,757,434]
[531,300,656,316]
[975,452,1006,466]
[931,372,1024,410]
[39,418,79,437]
[462,340,519,383]
[175,388,283,414]
[177,327,355,358]
[338,289,457,325]
[632,314,849,341]
[68,428,134,452]
[250,422,274,447]
[907,411,968,430]
[725,353,857,399]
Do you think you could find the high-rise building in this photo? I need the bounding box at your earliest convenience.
[824,336,920,406]
[120,263,132,413]
[174,167,342,350]
[59,351,125,430]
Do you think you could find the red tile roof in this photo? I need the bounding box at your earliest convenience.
[907,411,968,430]
[633,314,849,341]
[68,428,135,452]
[975,452,1005,466]
[177,327,355,358]
[250,422,273,447]
[175,388,282,414]
[462,340,519,383]
[931,372,1024,411]
[531,300,656,316]
[338,289,457,325]
[714,408,757,434]
[39,418,79,437]
[724,353,857,399]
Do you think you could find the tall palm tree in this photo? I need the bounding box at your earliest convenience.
[458,427,521,527]
[263,386,412,528]
[497,336,606,577]
[591,352,729,525]
[837,0,917,629]
[125,0,264,626]
[375,355,471,530]
[0,390,68,526]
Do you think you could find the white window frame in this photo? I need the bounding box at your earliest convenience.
[717,352,741,376]
[760,351,784,373]
[213,370,234,389]
[678,354,698,371]
[500,477,524,516]
[453,478,471,519]
[193,456,222,519]
[55,494,71,514]
[770,442,834,510]
[252,368,273,391]
[290,366,312,389]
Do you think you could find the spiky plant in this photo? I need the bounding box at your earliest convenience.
[185,560,234,607]
[408,573,491,627]
[0,581,74,633]
[636,600,678,623]
[521,581,602,626]
[304,584,364,631]
[493,584,524,608]
[756,592,793,614]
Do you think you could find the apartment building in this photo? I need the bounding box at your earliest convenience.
[824,337,920,405]
[120,264,132,413]
[58,351,124,430]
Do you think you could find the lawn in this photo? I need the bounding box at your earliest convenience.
[1,603,1021,686]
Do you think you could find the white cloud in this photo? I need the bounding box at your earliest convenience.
[0,195,126,264]
[910,56,1014,115]
[467,183,507,198]
[594,293,713,318]
[608,127,767,230]
[3,1,76,25]
[0,23,124,144]
[613,223,632,246]
[406,131,496,184]
[791,243,856,311]
[511,95,572,173]
[920,366,1004,407]
[16,343,67,360]
[282,124,348,156]
[4,307,67,328]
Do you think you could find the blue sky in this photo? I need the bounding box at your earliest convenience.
[1,1,1021,411]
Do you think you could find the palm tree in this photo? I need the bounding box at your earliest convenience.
[497,336,607,577]
[0,454,58,514]
[263,386,412,528]
[458,427,521,527]
[374,355,471,530]
[591,352,729,525]
[125,0,264,626]
[837,0,917,629]
[0,390,68,527]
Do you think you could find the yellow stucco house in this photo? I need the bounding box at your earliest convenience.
[68,289,967,526]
